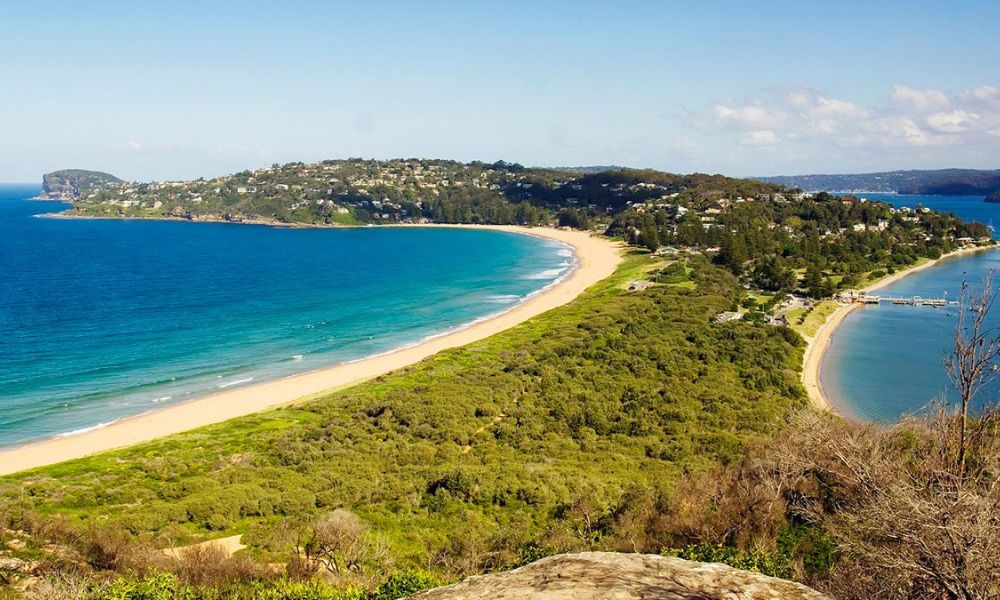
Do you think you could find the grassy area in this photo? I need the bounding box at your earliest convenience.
[788,300,840,338]
[857,258,932,289]
[0,252,807,582]
[651,258,697,289]
[747,292,775,306]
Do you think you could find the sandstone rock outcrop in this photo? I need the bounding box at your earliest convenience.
[410,552,829,600]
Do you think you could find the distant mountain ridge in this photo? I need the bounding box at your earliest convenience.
[40,169,122,200]
[757,169,1000,196]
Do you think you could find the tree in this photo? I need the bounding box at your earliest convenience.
[803,264,832,299]
[753,256,797,292]
[776,411,1000,599]
[717,235,748,276]
[637,223,660,252]
[945,269,1000,480]
[558,207,591,230]
[300,509,384,577]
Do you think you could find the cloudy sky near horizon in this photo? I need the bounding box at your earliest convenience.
[2,0,998,182]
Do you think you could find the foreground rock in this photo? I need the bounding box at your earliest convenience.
[410,552,828,600]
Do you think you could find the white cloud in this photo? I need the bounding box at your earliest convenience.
[926,109,980,133]
[712,103,786,130]
[891,85,950,111]
[739,130,778,146]
[960,85,1000,105]
[695,84,1000,160]
[812,96,868,119]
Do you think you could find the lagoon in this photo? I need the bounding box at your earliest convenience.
[823,193,1000,420]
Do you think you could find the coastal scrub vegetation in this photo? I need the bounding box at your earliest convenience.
[5,249,1000,598]
[0,253,809,597]
[661,406,1000,599]
[661,270,1000,599]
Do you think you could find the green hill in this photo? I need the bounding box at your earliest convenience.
[62,158,783,226]
[41,169,122,200]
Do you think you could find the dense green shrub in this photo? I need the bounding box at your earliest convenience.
[369,571,440,600]
[667,543,790,578]
[2,255,806,579]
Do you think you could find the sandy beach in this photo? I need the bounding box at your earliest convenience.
[801,244,998,412]
[0,225,622,476]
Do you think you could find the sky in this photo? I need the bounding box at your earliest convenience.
[2,0,999,182]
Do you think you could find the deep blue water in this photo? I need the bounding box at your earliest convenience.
[823,193,1000,421]
[0,185,573,446]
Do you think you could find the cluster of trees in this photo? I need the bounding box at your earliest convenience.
[419,193,550,225]
[609,193,989,297]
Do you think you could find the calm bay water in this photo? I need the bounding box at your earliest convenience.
[823,193,1000,421]
[0,185,573,446]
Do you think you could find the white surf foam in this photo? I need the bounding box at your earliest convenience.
[524,268,568,280]
[218,377,254,389]
[56,421,116,437]
[486,294,521,304]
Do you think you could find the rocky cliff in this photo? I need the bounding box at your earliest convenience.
[40,169,122,200]
[410,552,829,600]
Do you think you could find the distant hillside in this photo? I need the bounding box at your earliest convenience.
[41,169,122,200]
[61,158,784,226]
[757,169,1000,196]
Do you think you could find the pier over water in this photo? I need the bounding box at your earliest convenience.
[838,291,955,307]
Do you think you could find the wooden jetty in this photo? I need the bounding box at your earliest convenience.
[838,292,955,307]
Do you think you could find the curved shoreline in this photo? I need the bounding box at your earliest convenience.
[0,225,623,476]
[802,244,998,413]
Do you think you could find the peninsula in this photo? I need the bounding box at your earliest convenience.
[4,161,995,599]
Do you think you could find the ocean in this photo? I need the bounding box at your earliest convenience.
[0,185,574,446]
[822,193,1000,421]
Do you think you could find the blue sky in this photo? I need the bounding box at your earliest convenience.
[2,0,999,181]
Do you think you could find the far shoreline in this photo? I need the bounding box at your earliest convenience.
[0,224,623,476]
[802,244,1000,414]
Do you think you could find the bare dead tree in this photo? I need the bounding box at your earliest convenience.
[301,509,381,578]
[761,412,1000,599]
[945,268,1000,480]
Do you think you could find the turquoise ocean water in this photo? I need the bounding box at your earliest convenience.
[0,185,574,446]
[822,193,1000,421]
